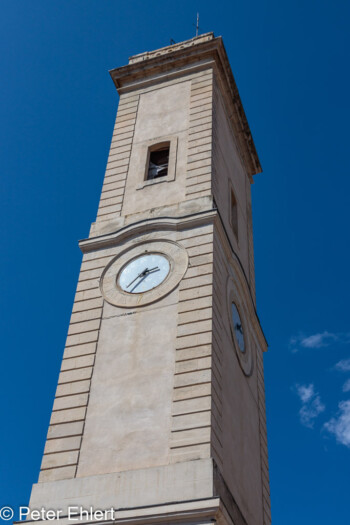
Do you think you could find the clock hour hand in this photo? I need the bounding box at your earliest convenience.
[126,266,159,288]
[235,323,243,334]
[127,268,148,288]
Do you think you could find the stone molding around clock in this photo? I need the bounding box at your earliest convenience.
[100,239,188,308]
[226,275,253,376]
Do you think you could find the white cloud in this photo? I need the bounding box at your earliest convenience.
[289,331,339,352]
[295,384,325,428]
[297,384,315,403]
[335,359,350,372]
[300,331,338,349]
[342,379,350,392]
[324,401,350,447]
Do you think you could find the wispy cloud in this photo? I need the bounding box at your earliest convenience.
[342,379,350,392]
[290,332,338,352]
[295,384,325,428]
[289,331,350,353]
[335,359,350,372]
[301,331,338,348]
[324,401,350,448]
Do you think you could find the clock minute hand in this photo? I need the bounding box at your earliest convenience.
[126,266,160,289]
[126,268,149,288]
[144,266,159,274]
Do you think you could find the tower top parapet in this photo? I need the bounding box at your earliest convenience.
[110,33,262,177]
[128,32,215,64]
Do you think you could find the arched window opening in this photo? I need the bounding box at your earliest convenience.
[147,142,170,180]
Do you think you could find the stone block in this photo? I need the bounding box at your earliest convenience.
[173,382,211,401]
[187,134,212,148]
[106,158,129,170]
[174,369,211,388]
[67,319,100,336]
[50,407,86,425]
[175,344,212,362]
[172,395,211,415]
[76,279,99,292]
[177,319,212,337]
[72,298,103,312]
[44,436,82,454]
[180,234,213,249]
[97,204,122,217]
[58,366,93,384]
[98,195,123,208]
[169,443,211,464]
[178,307,212,326]
[175,356,211,374]
[188,116,212,129]
[38,465,76,483]
[47,421,84,440]
[100,187,125,199]
[78,267,104,281]
[63,342,97,359]
[41,450,79,470]
[55,380,91,397]
[184,264,213,279]
[190,102,212,116]
[61,354,95,372]
[53,393,89,411]
[65,331,98,347]
[172,410,211,431]
[181,274,213,290]
[170,426,211,448]
[69,308,102,324]
[110,135,133,147]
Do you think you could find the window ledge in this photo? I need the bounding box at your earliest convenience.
[137,174,176,190]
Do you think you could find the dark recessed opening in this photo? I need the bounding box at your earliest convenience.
[231,189,238,240]
[147,144,170,180]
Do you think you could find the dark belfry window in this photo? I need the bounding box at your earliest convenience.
[231,189,238,240]
[147,144,170,180]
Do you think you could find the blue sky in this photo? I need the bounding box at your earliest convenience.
[1,1,349,523]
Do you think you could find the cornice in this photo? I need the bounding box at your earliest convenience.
[79,209,217,253]
[109,34,261,178]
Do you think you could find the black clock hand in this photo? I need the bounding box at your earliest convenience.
[127,266,160,289]
[144,266,159,274]
[235,323,243,334]
[128,266,160,292]
[129,273,149,293]
[127,268,149,288]
[145,266,159,273]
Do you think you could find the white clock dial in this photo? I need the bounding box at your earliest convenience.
[118,253,170,293]
[231,302,245,353]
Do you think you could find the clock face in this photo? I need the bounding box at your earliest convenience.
[231,302,245,353]
[101,240,188,308]
[118,253,170,293]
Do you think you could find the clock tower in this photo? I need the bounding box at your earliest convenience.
[28,34,271,525]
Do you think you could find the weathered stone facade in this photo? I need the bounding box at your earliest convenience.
[28,33,271,525]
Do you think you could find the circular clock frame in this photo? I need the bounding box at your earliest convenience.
[226,276,253,376]
[100,240,188,308]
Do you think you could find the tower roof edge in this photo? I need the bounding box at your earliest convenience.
[109,35,262,177]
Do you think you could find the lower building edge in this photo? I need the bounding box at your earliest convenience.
[22,459,248,525]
